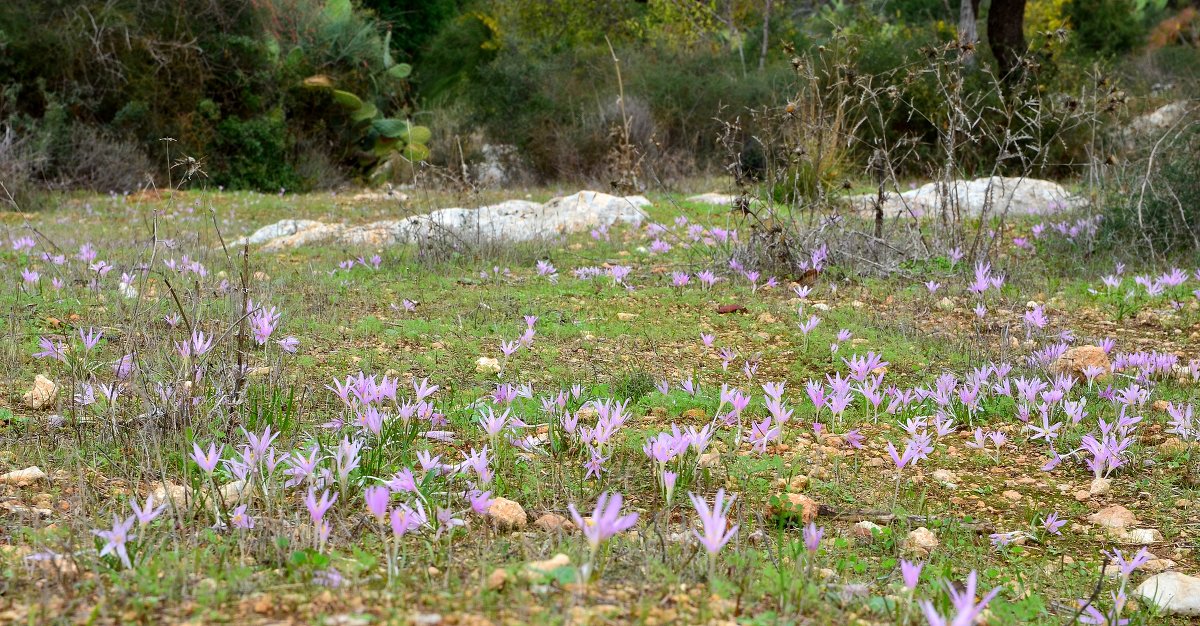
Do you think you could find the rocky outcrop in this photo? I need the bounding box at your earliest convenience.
[233,191,650,251]
[845,177,1085,218]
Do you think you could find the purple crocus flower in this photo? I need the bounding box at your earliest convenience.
[690,489,738,556]
[468,489,493,515]
[230,504,255,529]
[130,494,165,526]
[799,315,820,336]
[919,570,1001,626]
[191,442,221,474]
[78,327,103,351]
[1107,547,1151,579]
[93,514,137,568]
[583,446,608,480]
[900,559,923,591]
[304,488,337,524]
[386,468,419,494]
[887,441,916,470]
[1043,512,1066,535]
[802,522,823,553]
[389,502,426,537]
[568,492,639,553]
[33,336,67,361]
[364,485,390,522]
[284,446,322,488]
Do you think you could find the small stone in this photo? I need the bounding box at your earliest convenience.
[697,452,721,468]
[1088,504,1138,530]
[812,303,830,311]
[787,475,809,491]
[1002,490,1022,502]
[22,375,58,409]
[936,297,955,311]
[1143,559,1176,574]
[253,594,273,614]
[533,513,573,532]
[218,480,248,505]
[150,481,192,509]
[488,497,527,530]
[248,366,272,378]
[0,502,52,518]
[324,614,369,623]
[617,312,639,322]
[1159,438,1189,455]
[1051,345,1111,381]
[852,520,883,540]
[0,466,47,487]
[1124,528,1164,545]
[410,616,443,626]
[487,568,510,590]
[475,357,502,374]
[1089,477,1112,496]
[905,527,939,556]
[523,553,571,580]
[1135,571,1200,616]
[756,312,778,324]
[770,493,819,523]
[931,467,960,486]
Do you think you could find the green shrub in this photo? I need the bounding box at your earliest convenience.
[415,12,501,101]
[449,38,794,182]
[209,113,299,192]
[0,0,420,191]
[1102,123,1200,255]
[1067,0,1148,57]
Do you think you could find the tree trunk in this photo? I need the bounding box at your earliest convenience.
[987,0,1028,80]
[759,0,773,71]
[959,0,978,65]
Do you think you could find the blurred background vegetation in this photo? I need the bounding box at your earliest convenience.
[0,0,1197,196]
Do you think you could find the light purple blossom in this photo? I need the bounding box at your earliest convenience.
[93,514,137,568]
[689,489,738,556]
[568,492,639,552]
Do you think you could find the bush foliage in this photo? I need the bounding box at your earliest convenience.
[0,0,421,192]
[0,0,1197,197]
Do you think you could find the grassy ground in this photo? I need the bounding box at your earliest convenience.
[0,186,1198,625]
